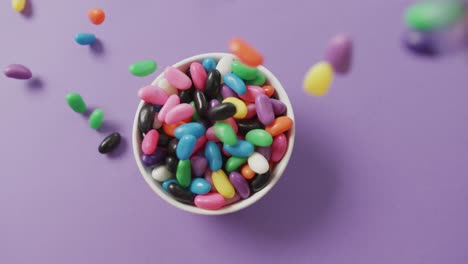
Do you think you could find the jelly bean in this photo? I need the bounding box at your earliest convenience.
[165,103,194,124]
[142,129,159,155]
[224,194,241,206]
[164,67,192,90]
[204,170,216,192]
[156,133,168,149]
[205,141,223,171]
[162,179,178,191]
[167,138,178,154]
[205,69,222,98]
[191,101,200,121]
[191,156,208,177]
[190,62,207,91]
[271,133,288,162]
[265,116,293,136]
[153,115,162,129]
[221,84,238,99]
[138,85,169,105]
[241,164,256,180]
[158,78,179,96]
[224,117,238,133]
[223,140,254,158]
[179,87,194,104]
[176,134,197,160]
[222,97,248,119]
[4,64,32,80]
[151,165,172,182]
[174,122,206,139]
[229,171,250,199]
[162,121,185,137]
[158,94,180,122]
[128,60,157,77]
[190,178,211,195]
[256,146,271,161]
[139,104,155,134]
[405,1,464,31]
[208,102,237,121]
[167,182,195,205]
[246,129,273,147]
[237,119,264,135]
[12,0,26,12]
[325,34,353,74]
[66,93,87,113]
[250,171,270,192]
[224,73,247,95]
[245,71,266,86]
[248,152,269,174]
[402,30,438,56]
[214,122,237,146]
[239,85,265,103]
[303,61,333,96]
[212,170,236,199]
[228,38,264,67]
[176,160,192,188]
[231,60,258,81]
[192,135,208,154]
[225,156,247,172]
[255,94,275,125]
[98,132,121,154]
[206,126,220,142]
[270,99,287,115]
[245,104,257,119]
[202,57,217,72]
[89,109,104,129]
[194,90,208,117]
[195,193,225,210]
[209,99,220,110]
[141,148,167,167]
[263,85,275,97]
[216,55,235,80]
[75,33,97,45]
[166,155,178,173]
[88,8,106,25]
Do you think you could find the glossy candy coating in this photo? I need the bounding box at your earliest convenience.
[75,33,97,45]
[88,8,106,25]
[66,93,87,113]
[98,132,121,154]
[228,38,264,67]
[176,160,192,188]
[89,109,104,129]
[167,183,195,205]
[4,64,32,80]
[190,178,211,195]
[212,170,236,199]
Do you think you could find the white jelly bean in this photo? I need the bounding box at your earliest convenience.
[158,78,179,96]
[247,152,269,174]
[151,165,172,182]
[216,55,235,82]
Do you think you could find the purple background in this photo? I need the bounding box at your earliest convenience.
[1,0,468,263]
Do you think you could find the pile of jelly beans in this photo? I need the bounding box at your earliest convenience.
[137,52,293,210]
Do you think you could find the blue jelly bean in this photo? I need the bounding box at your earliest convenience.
[162,179,178,191]
[202,57,217,72]
[174,122,206,139]
[189,178,211,195]
[224,73,247,95]
[223,140,254,158]
[75,33,97,45]
[176,135,197,160]
[205,141,223,171]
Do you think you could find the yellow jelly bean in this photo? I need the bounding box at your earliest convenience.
[12,0,26,12]
[212,170,236,199]
[303,61,334,96]
[222,97,247,119]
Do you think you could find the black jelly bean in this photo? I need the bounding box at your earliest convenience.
[237,120,265,135]
[194,90,208,117]
[138,104,155,134]
[250,171,270,192]
[205,69,221,99]
[98,132,121,154]
[153,104,163,112]
[167,183,195,205]
[157,132,171,147]
[166,155,179,173]
[168,138,178,155]
[208,103,236,121]
[179,87,194,104]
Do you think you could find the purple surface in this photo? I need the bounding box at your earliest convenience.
[1,0,468,263]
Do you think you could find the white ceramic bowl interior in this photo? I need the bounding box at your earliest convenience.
[132,53,295,215]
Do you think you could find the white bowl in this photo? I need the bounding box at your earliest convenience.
[132,53,295,215]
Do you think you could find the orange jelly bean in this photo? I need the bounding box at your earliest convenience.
[263,85,275,97]
[163,121,185,137]
[228,38,264,67]
[241,164,256,180]
[88,8,106,25]
[265,116,293,137]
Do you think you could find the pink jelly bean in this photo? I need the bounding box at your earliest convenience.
[239,85,265,103]
[141,129,159,155]
[206,126,220,142]
[224,194,241,206]
[224,117,238,133]
[192,135,207,154]
[164,66,192,90]
[195,193,225,210]
[138,85,169,105]
[158,94,180,122]
[245,104,257,119]
[165,103,194,124]
[271,133,288,162]
[190,62,207,91]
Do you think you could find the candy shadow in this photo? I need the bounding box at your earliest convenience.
[21,0,34,19]
[26,77,44,92]
[90,39,105,56]
[107,136,128,159]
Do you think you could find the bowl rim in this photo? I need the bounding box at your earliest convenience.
[132,52,295,215]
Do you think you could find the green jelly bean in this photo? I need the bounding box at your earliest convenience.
[214,122,237,146]
[66,93,86,113]
[89,109,104,129]
[405,1,464,31]
[129,60,157,77]
[245,129,273,147]
[225,156,247,172]
[191,101,200,121]
[231,61,258,81]
[245,71,266,86]
[176,160,192,188]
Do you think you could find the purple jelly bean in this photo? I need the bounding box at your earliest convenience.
[209,99,220,109]
[325,34,353,74]
[4,64,32,80]
[270,99,286,115]
[255,94,275,125]
[141,148,167,167]
[191,156,208,177]
[256,146,271,161]
[229,171,250,199]
[402,30,438,56]
[221,84,238,99]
